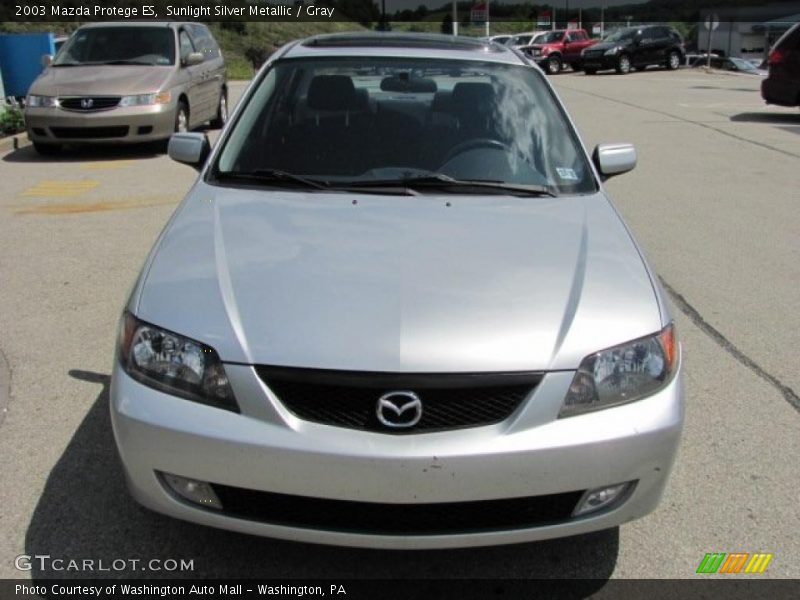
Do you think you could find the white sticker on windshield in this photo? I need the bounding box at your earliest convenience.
[556,167,578,181]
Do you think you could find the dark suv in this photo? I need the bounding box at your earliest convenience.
[762,22,800,107]
[581,25,684,75]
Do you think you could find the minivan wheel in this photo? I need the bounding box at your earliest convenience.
[33,142,62,156]
[174,102,189,133]
[210,91,228,129]
[547,56,562,75]
[616,54,632,74]
[667,51,681,70]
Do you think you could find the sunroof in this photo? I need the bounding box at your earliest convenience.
[302,33,505,53]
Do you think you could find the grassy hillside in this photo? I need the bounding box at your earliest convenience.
[0,21,366,80]
[209,21,366,79]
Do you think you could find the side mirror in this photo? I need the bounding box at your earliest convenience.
[183,52,204,67]
[168,132,210,169]
[41,54,53,68]
[593,143,637,179]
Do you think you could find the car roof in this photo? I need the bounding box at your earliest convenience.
[284,32,526,65]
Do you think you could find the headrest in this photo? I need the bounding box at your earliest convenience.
[307,75,358,111]
[451,82,495,112]
[380,76,437,93]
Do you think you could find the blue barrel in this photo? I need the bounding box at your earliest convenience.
[0,33,56,98]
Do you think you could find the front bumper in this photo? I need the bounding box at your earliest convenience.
[110,360,683,549]
[25,103,176,145]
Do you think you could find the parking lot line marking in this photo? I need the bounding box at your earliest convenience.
[14,195,176,215]
[21,180,99,198]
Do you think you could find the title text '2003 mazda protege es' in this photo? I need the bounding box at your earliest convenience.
[111,33,683,549]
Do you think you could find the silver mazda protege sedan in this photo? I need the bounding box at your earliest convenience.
[110,33,683,549]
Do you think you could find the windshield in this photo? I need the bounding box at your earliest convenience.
[508,35,532,46]
[539,32,565,44]
[214,57,596,195]
[604,29,638,43]
[53,27,175,66]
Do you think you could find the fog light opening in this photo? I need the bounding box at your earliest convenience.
[573,481,635,517]
[160,472,222,510]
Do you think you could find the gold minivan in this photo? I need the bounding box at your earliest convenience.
[25,22,227,154]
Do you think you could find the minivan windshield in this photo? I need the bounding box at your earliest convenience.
[53,27,175,67]
[214,57,596,195]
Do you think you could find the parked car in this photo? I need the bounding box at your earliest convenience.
[685,52,719,67]
[762,22,800,107]
[111,32,683,549]
[694,56,767,76]
[25,22,227,155]
[504,31,545,50]
[525,29,598,74]
[581,25,685,75]
[482,34,512,46]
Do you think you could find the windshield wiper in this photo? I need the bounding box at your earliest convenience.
[215,170,418,195]
[342,173,557,197]
[215,169,331,190]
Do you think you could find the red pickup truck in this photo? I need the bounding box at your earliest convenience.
[523,29,598,74]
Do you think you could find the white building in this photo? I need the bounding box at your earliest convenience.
[698,2,800,62]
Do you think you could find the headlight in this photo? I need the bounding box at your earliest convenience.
[118,312,238,412]
[26,95,57,108]
[119,91,172,107]
[560,324,677,418]
[604,47,621,56]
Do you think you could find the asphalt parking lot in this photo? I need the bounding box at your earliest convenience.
[0,70,798,580]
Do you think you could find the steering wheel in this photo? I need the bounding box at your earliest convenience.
[440,138,510,166]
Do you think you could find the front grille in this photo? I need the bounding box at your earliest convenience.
[59,97,121,111]
[256,367,540,433]
[50,126,129,139]
[211,484,583,535]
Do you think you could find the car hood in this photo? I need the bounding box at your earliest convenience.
[135,184,662,372]
[30,65,173,96]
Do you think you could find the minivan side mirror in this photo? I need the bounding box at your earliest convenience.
[593,143,637,179]
[168,132,210,169]
[41,54,53,68]
[183,52,205,67]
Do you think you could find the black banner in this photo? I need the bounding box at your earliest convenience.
[1,579,800,600]
[2,0,800,24]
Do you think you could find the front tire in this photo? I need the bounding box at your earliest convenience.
[666,50,681,70]
[210,90,228,129]
[615,54,632,74]
[546,55,562,75]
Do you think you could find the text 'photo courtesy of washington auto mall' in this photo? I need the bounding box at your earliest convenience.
[0,0,798,598]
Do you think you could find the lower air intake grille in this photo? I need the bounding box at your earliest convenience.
[51,126,129,139]
[211,484,584,535]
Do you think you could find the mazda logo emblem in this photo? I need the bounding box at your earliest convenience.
[80,98,94,109]
[376,391,422,429]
